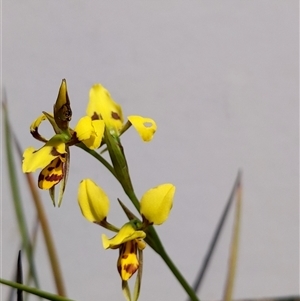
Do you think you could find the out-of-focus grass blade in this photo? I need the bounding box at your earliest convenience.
[8,217,40,301]
[223,173,242,301]
[190,171,241,296]
[17,251,23,301]
[12,113,67,295]
[2,100,40,288]
[0,279,76,301]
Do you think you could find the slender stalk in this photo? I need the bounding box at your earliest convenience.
[0,279,75,301]
[76,143,117,179]
[159,248,199,301]
[124,187,199,300]
[223,174,242,300]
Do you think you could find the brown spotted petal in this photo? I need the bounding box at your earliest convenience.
[117,240,140,281]
[38,157,64,190]
[22,135,67,173]
[87,84,124,133]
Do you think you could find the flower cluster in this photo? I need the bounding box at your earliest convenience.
[22,80,157,206]
[78,179,175,297]
[22,80,175,301]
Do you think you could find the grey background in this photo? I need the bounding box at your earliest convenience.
[2,1,299,300]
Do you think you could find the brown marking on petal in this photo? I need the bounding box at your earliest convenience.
[55,159,61,168]
[111,111,120,120]
[51,147,61,157]
[91,112,100,121]
[38,174,45,181]
[130,242,136,254]
[60,153,66,159]
[122,254,128,259]
[123,263,138,276]
[45,173,63,183]
[47,166,54,172]
[61,104,72,122]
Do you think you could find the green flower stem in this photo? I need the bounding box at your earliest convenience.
[76,143,117,179]
[159,248,200,301]
[0,279,75,301]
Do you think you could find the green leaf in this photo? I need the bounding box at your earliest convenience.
[223,172,242,301]
[0,279,75,301]
[191,171,241,295]
[3,101,40,288]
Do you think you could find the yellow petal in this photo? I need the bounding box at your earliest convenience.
[30,114,47,133]
[117,241,139,281]
[74,116,104,149]
[22,137,66,173]
[136,238,146,250]
[29,114,49,142]
[78,179,110,223]
[127,116,157,142]
[87,84,124,132]
[140,183,175,225]
[38,157,64,190]
[102,222,146,249]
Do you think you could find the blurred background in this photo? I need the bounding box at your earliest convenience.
[2,1,298,300]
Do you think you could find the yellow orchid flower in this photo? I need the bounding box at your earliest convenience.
[87,84,157,141]
[22,79,105,206]
[77,180,175,283]
[102,222,146,281]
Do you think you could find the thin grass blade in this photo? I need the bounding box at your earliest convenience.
[190,170,241,296]
[2,100,40,288]
[223,173,242,301]
[0,279,75,301]
[17,251,23,301]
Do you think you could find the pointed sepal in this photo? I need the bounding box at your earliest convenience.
[53,79,72,131]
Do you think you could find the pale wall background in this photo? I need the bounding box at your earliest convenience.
[2,1,299,300]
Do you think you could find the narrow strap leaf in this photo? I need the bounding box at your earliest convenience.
[3,100,40,288]
[223,173,242,300]
[17,251,23,301]
[190,171,241,296]
[0,279,75,301]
